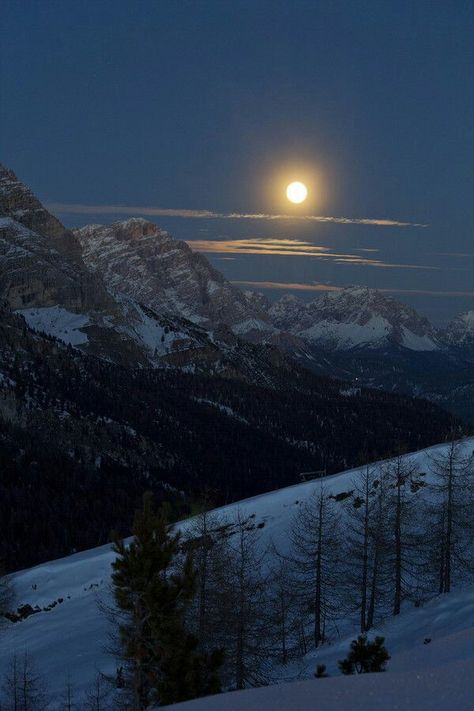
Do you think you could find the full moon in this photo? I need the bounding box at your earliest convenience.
[286,181,308,204]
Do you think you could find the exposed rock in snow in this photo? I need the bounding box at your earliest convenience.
[74,219,272,337]
[268,287,440,351]
[443,311,474,351]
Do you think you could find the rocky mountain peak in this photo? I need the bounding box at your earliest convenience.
[82,217,170,243]
[0,164,81,259]
[0,165,121,315]
[243,290,272,312]
[444,311,474,350]
[75,219,273,334]
[269,286,440,351]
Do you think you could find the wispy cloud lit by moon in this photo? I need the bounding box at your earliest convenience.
[188,237,438,270]
[233,280,474,298]
[47,202,427,228]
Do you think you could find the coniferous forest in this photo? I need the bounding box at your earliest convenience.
[0,302,463,571]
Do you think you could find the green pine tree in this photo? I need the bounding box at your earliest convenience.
[111,493,222,709]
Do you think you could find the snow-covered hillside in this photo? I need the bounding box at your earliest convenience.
[2,438,474,709]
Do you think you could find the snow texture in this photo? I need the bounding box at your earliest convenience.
[18,306,90,345]
[2,438,474,708]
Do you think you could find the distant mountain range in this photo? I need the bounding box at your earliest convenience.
[2,164,474,422]
[0,163,469,569]
[255,286,474,354]
[2,162,474,418]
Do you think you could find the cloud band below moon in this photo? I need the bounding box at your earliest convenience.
[232,280,474,298]
[47,202,427,228]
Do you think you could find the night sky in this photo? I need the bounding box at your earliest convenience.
[2,0,474,323]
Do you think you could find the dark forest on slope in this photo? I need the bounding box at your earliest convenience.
[0,305,464,572]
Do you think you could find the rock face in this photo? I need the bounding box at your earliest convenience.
[75,219,273,336]
[267,286,440,351]
[0,163,81,259]
[0,166,204,365]
[0,217,85,310]
[443,312,474,354]
[0,166,286,377]
[0,165,113,312]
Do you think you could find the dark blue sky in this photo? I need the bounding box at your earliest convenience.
[2,0,474,322]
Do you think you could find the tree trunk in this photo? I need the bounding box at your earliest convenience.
[360,470,370,633]
[393,462,402,615]
[445,456,454,593]
[314,495,323,647]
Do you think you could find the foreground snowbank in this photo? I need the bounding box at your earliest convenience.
[164,654,474,711]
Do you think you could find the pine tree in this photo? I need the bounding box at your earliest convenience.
[184,508,227,657]
[111,493,222,709]
[338,635,390,674]
[314,664,329,678]
[382,454,422,615]
[425,438,474,594]
[0,563,14,628]
[209,511,272,689]
[1,652,48,711]
[288,488,342,647]
[343,464,390,632]
[83,674,111,711]
[59,673,77,711]
[268,557,299,664]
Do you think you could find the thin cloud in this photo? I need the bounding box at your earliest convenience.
[189,237,438,270]
[233,280,474,298]
[233,281,341,293]
[47,202,427,228]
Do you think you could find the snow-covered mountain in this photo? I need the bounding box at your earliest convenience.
[5,163,474,362]
[443,311,474,355]
[267,287,440,351]
[2,438,474,709]
[4,163,474,420]
[0,166,277,372]
[75,219,274,339]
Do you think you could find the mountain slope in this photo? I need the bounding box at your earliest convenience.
[0,166,280,373]
[1,297,458,571]
[1,438,474,708]
[75,219,274,337]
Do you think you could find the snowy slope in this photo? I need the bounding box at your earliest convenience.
[165,654,474,711]
[2,438,474,708]
[18,306,91,346]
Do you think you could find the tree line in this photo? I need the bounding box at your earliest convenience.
[1,439,473,708]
